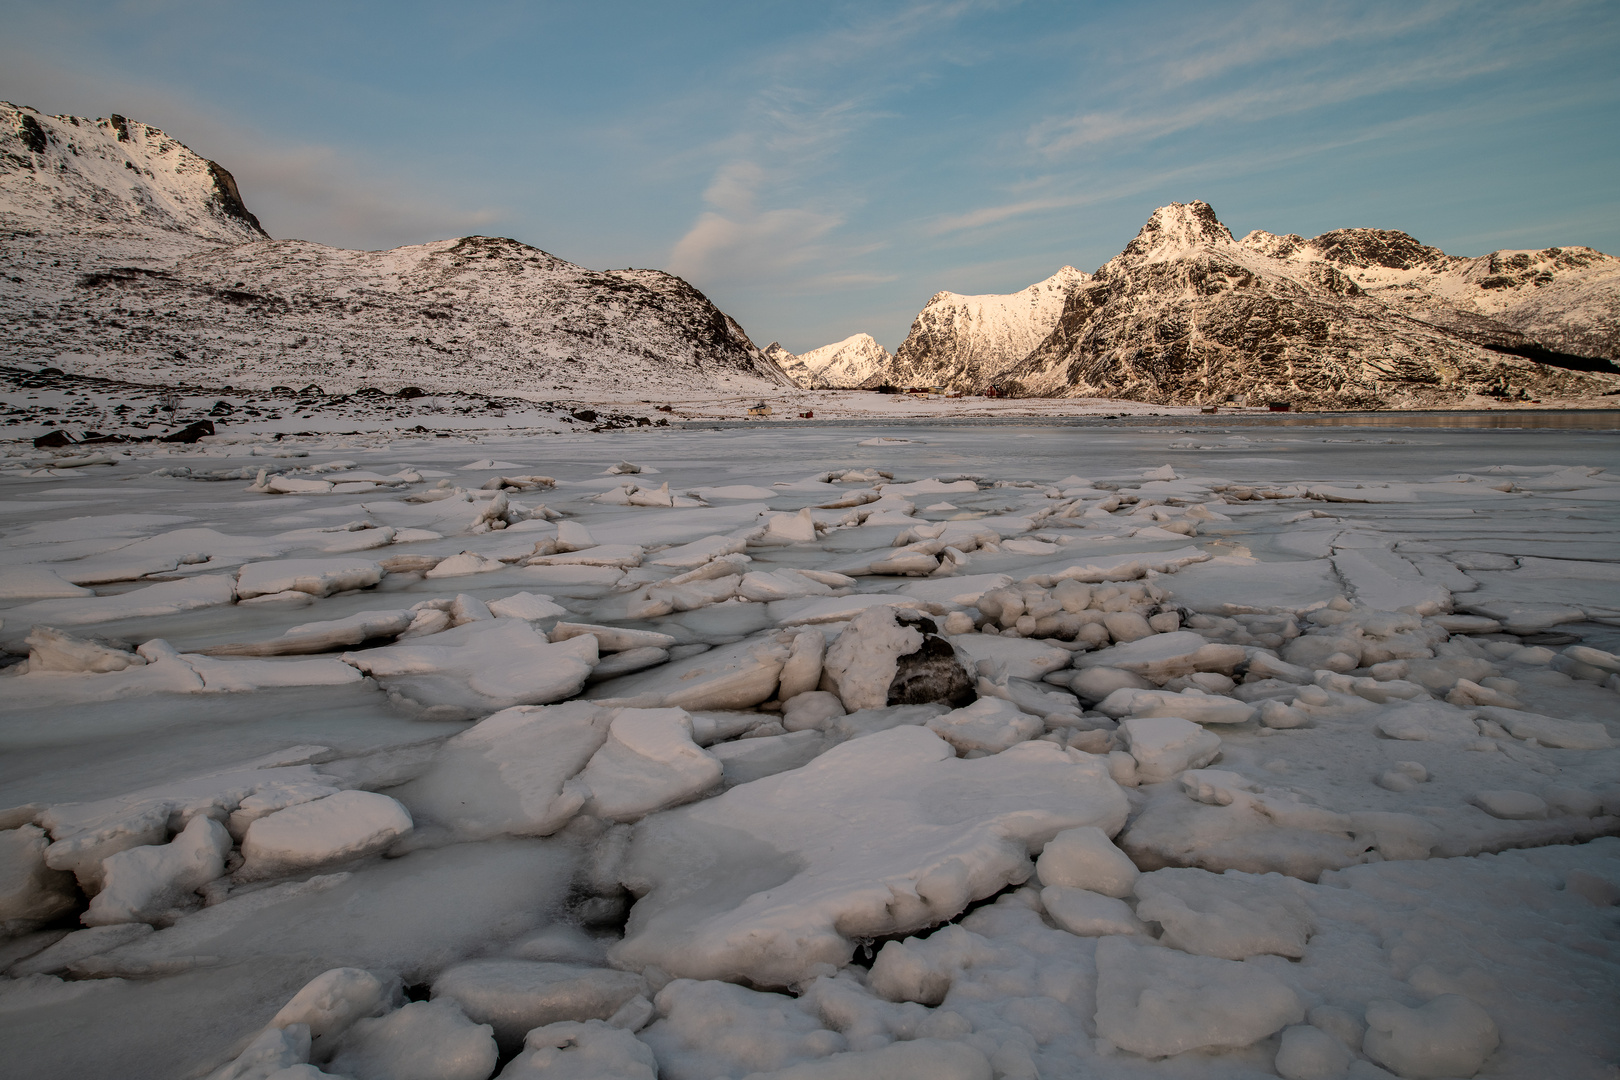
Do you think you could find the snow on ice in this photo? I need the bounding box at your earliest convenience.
[0,421,1617,1079]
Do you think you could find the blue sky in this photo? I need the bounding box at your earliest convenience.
[5,0,1618,353]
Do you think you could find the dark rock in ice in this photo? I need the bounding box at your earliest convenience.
[888,634,975,708]
[160,419,214,443]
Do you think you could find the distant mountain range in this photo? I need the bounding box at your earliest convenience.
[764,334,891,389]
[797,202,1620,406]
[5,101,1616,408]
[0,102,792,397]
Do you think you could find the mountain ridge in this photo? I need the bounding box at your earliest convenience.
[1,102,792,397]
[890,201,1619,406]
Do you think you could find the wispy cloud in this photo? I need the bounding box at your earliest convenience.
[667,1,1004,291]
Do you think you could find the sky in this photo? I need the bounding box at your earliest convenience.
[4,0,1618,354]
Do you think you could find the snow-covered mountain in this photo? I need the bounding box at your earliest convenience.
[1,103,791,397]
[774,333,892,388]
[863,266,1088,391]
[997,202,1620,406]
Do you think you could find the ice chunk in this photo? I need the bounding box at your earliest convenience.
[0,565,94,600]
[926,696,1043,755]
[610,727,1127,987]
[1363,995,1498,1079]
[397,702,611,839]
[639,978,845,1079]
[782,691,846,732]
[710,730,826,786]
[205,609,414,657]
[236,558,383,599]
[1074,631,1246,683]
[269,967,394,1050]
[7,923,153,976]
[326,999,497,1080]
[770,594,925,626]
[426,551,506,578]
[1034,825,1138,897]
[1276,1024,1353,1080]
[531,544,644,568]
[5,574,236,627]
[431,959,647,1052]
[896,573,1014,607]
[576,708,723,822]
[1118,716,1222,783]
[1093,935,1303,1057]
[183,654,365,692]
[650,535,749,568]
[739,569,841,602]
[501,1020,658,1080]
[24,626,145,673]
[1471,790,1548,820]
[1473,706,1613,750]
[589,647,669,681]
[776,630,827,701]
[823,606,925,710]
[1041,886,1147,937]
[487,592,569,621]
[0,824,79,930]
[551,622,677,653]
[587,634,788,711]
[1132,867,1314,959]
[1375,701,1481,743]
[1066,666,1154,704]
[1096,687,1258,725]
[229,782,344,840]
[344,619,597,719]
[83,815,231,925]
[206,1024,311,1080]
[945,634,1071,680]
[238,791,413,880]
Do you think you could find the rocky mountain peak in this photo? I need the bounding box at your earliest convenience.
[781,333,891,389]
[2,102,268,243]
[1305,228,1449,271]
[1116,200,1236,261]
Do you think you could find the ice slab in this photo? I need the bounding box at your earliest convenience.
[236,559,383,599]
[610,726,1127,987]
[575,708,723,822]
[342,618,597,720]
[3,575,236,628]
[1093,935,1303,1057]
[585,634,789,710]
[392,702,611,839]
[945,634,1071,680]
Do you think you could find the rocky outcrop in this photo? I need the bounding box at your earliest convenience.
[1,103,790,396]
[777,333,892,388]
[866,266,1088,391]
[994,202,1620,407]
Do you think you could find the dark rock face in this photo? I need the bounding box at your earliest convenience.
[204,160,266,235]
[992,201,1620,407]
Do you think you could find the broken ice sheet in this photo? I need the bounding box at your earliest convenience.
[609,726,1127,987]
[2,428,1620,1080]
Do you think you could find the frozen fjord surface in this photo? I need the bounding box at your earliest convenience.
[0,421,1617,1080]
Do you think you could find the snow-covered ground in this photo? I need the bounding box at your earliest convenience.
[1,420,1617,1080]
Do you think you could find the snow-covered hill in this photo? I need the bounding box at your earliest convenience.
[1,103,792,397]
[996,202,1620,407]
[774,333,892,388]
[868,266,1088,391]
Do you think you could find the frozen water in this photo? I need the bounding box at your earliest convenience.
[2,421,1618,1078]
